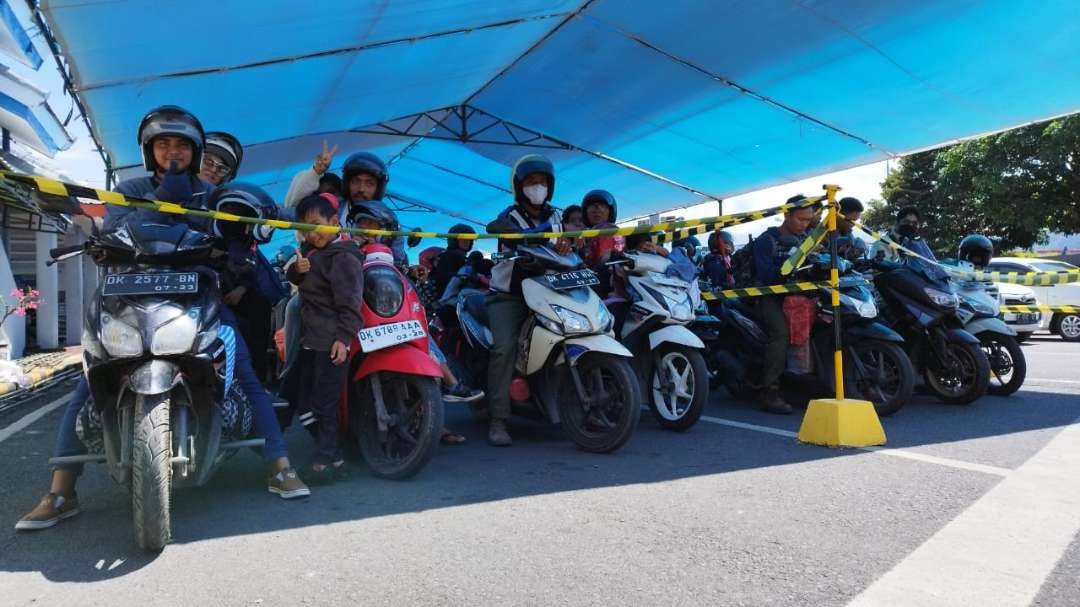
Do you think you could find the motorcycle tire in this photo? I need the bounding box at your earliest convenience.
[356,372,444,480]
[924,339,990,405]
[559,353,641,453]
[849,340,915,417]
[982,334,1027,397]
[132,392,172,551]
[648,346,709,432]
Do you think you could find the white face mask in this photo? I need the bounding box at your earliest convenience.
[522,184,547,205]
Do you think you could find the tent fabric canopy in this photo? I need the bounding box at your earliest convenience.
[39,0,1080,241]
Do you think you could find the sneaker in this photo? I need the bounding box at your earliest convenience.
[443,383,484,403]
[758,387,793,415]
[268,467,311,499]
[15,492,81,531]
[488,418,512,447]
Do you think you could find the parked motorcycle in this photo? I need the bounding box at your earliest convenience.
[450,244,641,453]
[700,254,915,416]
[610,250,708,431]
[863,248,990,405]
[342,243,444,479]
[944,261,1026,397]
[49,222,262,551]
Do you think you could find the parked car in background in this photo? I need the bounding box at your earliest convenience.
[991,282,1042,341]
[986,257,1080,341]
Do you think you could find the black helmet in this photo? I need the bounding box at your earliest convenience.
[206,182,279,244]
[958,234,994,269]
[511,154,555,205]
[446,223,476,249]
[346,199,398,231]
[137,105,205,173]
[342,152,389,201]
[204,131,243,182]
[581,189,617,224]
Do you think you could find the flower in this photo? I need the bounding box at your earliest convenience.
[10,288,20,298]
[13,307,25,317]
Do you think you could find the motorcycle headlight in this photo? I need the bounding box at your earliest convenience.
[669,296,694,322]
[841,293,878,318]
[550,304,592,334]
[924,287,959,308]
[151,308,199,355]
[960,296,997,317]
[364,266,404,317]
[100,312,143,357]
[81,326,106,360]
[536,313,563,335]
[597,303,614,333]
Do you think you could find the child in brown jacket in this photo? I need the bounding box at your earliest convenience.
[286,193,365,482]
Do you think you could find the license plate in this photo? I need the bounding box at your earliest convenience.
[1015,313,1039,323]
[547,269,599,290]
[357,320,426,353]
[102,272,198,296]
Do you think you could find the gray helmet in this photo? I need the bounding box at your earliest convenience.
[204,131,243,182]
[137,105,205,173]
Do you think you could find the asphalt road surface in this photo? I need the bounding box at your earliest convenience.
[1,336,1079,606]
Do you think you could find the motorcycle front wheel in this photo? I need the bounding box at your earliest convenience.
[355,372,444,480]
[982,334,1026,397]
[558,354,641,453]
[132,392,172,551]
[648,345,709,431]
[848,340,915,417]
[924,339,990,405]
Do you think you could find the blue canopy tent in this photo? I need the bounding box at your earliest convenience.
[32,0,1080,255]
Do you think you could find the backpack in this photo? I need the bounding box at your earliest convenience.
[728,234,756,288]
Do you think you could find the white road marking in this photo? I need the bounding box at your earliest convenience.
[698,415,1010,477]
[1026,378,1080,385]
[849,418,1080,607]
[0,395,69,444]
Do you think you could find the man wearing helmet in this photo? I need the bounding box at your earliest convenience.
[200,131,243,186]
[483,154,572,447]
[16,107,309,532]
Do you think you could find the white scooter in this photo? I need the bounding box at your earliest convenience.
[610,251,708,431]
[454,244,642,453]
[946,260,1027,396]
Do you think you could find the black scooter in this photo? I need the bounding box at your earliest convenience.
[697,254,915,417]
[862,248,990,405]
[49,223,261,551]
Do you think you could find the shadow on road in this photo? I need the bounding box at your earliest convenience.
[0,346,1077,583]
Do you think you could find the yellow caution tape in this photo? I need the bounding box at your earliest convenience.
[701,281,831,301]
[852,220,1080,286]
[0,170,824,242]
[780,220,831,276]
[999,304,1080,314]
[652,196,825,244]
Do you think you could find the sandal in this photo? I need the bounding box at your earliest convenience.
[440,428,466,446]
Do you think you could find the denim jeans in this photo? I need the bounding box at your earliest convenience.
[53,309,287,475]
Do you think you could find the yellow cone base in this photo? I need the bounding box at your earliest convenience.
[797,398,886,447]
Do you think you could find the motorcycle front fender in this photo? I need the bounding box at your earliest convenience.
[127,360,181,395]
[945,327,981,345]
[965,317,1017,337]
[563,334,634,366]
[353,342,443,382]
[846,321,905,343]
[647,324,705,350]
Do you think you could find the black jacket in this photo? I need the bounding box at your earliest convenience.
[287,240,365,351]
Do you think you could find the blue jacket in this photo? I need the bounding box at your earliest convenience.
[751,226,805,286]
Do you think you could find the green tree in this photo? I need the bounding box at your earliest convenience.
[875,113,1080,255]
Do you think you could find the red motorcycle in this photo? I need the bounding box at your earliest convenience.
[345,243,444,479]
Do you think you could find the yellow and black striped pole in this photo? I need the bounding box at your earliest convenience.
[825,185,845,400]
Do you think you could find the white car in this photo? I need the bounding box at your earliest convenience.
[986,257,1080,341]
